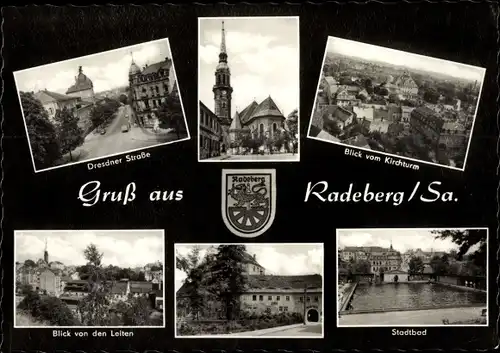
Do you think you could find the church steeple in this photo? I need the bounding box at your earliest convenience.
[213,20,233,125]
[44,238,49,263]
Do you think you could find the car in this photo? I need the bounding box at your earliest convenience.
[121,124,129,133]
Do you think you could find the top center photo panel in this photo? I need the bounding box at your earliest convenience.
[198,16,300,162]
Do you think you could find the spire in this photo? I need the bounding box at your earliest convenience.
[44,238,47,252]
[130,51,135,63]
[78,66,83,75]
[220,21,226,54]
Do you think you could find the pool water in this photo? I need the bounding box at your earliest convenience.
[349,283,486,312]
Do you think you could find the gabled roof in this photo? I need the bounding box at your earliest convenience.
[130,281,153,293]
[111,281,128,294]
[247,274,322,290]
[241,252,262,267]
[141,59,171,75]
[239,101,259,124]
[34,90,78,104]
[323,105,353,122]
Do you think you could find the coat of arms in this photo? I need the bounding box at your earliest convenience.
[222,169,276,238]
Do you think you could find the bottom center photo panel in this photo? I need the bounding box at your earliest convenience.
[174,243,324,339]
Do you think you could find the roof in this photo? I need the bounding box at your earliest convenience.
[346,134,371,149]
[323,105,353,123]
[353,106,374,121]
[66,67,93,94]
[241,252,262,267]
[34,90,78,104]
[247,274,322,290]
[316,130,340,142]
[130,281,153,293]
[385,269,408,274]
[229,111,242,130]
[412,106,440,119]
[394,72,418,89]
[442,122,465,132]
[141,59,171,75]
[238,101,259,124]
[129,61,141,75]
[242,96,285,123]
[324,76,337,86]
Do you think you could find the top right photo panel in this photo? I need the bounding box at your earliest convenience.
[307,36,486,171]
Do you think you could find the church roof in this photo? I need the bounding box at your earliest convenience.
[229,111,242,130]
[239,101,259,124]
[66,66,93,94]
[250,96,285,120]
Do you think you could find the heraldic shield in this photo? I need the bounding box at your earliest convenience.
[222,169,277,238]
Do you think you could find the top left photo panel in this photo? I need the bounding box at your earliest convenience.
[13,37,190,173]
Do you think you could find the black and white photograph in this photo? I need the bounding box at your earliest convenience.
[198,17,300,162]
[175,243,323,338]
[14,230,165,328]
[14,38,189,173]
[308,37,486,171]
[337,228,488,327]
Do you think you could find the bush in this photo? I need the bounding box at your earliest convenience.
[18,293,79,326]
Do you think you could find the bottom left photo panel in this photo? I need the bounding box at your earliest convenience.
[14,229,165,328]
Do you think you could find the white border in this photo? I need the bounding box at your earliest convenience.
[335,227,489,327]
[13,229,166,329]
[221,169,277,238]
[13,37,191,174]
[174,243,324,339]
[306,36,487,172]
[197,16,301,163]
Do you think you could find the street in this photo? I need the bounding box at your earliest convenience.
[66,105,183,163]
[209,153,299,161]
[260,323,322,337]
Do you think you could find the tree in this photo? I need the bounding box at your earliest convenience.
[157,90,184,139]
[388,94,400,104]
[118,94,128,105]
[24,259,36,268]
[348,260,371,274]
[408,257,425,275]
[20,92,62,169]
[430,255,448,275]
[432,229,487,271]
[285,109,298,154]
[77,243,114,326]
[204,245,248,321]
[54,107,85,162]
[90,101,117,132]
[176,246,205,320]
[19,283,34,295]
[423,89,439,104]
[121,296,153,326]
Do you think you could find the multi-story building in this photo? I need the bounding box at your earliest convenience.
[33,90,81,122]
[338,245,402,274]
[128,55,176,128]
[410,106,445,146]
[200,101,222,159]
[177,251,323,323]
[38,268,62,296]
[438,121,468,154]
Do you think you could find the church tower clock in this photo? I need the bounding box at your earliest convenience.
[213,21,233,125]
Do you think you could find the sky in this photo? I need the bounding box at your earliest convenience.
[326,36,486,83]
[14,38,174,94]
[15,230,164,268]
[337,229,483,254]
[199,17,299,118]
[175,244,323,292]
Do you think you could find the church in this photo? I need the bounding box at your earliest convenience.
[199,21,289,158]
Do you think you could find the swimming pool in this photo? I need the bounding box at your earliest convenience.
[348,283,486,312]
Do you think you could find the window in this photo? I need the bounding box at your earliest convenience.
[259,295,263,301]
[279,306,283,312]
[276,296,280,301]
[268,296,272,301]
[284,306,288,312]
[299,296,303,302]
[285,296,290,301]
[252,295,257,301]
[314,296,319,302]
[260,269,264,275]
[253,266,256,271]
[307,296,311,302]
[48,108,54,114]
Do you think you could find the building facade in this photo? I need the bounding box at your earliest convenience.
[34,90,81,122]
[200,101,222,159]
[410,106,445,146]
[129,56,176,128]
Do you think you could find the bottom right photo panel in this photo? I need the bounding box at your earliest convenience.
[337,228,488,327]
